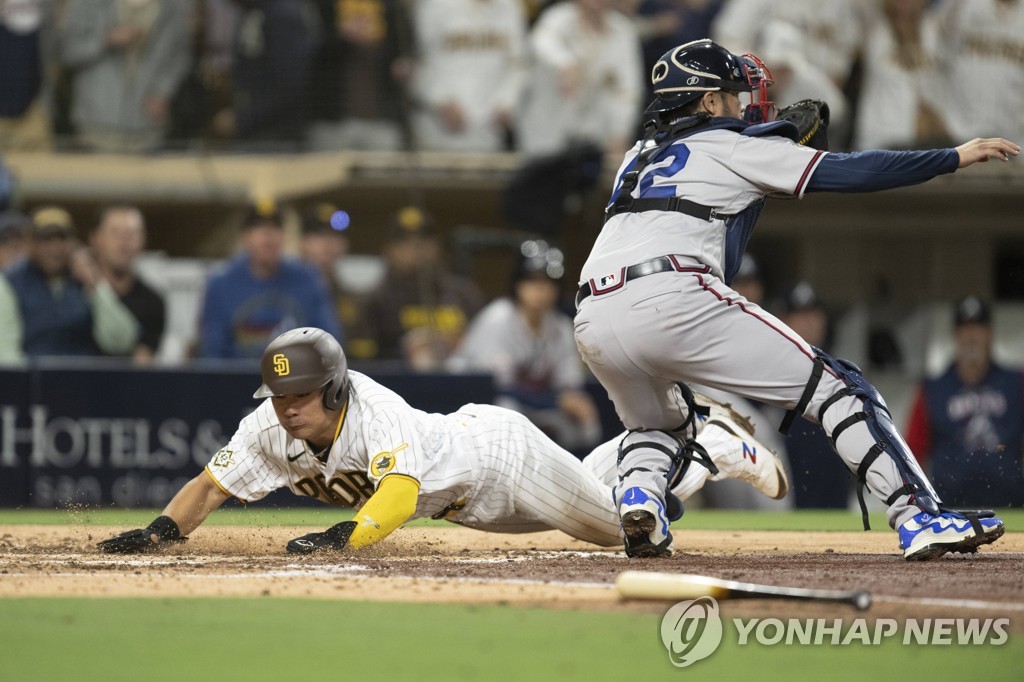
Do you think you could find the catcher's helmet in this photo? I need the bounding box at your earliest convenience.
[648,38,775,123]
[253,327,350,411]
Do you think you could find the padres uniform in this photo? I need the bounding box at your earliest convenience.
[205,371,745,547]
[933,0,1024,143]
[409,0,526,152]
[518,1,643,156]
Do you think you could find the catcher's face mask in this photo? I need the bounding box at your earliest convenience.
[734,53,775,124]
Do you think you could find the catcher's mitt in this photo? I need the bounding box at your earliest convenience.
[777,99,830,151]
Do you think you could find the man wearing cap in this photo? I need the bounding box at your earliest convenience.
[0,209,28,271]
[198,201,343,359]
[450,240,601,452]
[298,203,359,338]
[906,296,1024,507]
[351,206,483,368]
[1,206,138,359]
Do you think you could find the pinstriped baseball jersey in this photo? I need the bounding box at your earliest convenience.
[582,128,824,285]
[204,371,624,543]
[206,372,476,518]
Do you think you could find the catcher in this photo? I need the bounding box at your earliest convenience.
[98,327,786,555]
[574,38,1013,560]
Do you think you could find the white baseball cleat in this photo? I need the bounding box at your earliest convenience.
[693,396,789,500]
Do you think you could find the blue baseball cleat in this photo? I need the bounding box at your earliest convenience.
[898,511,1005,561]
[619,487,674,558]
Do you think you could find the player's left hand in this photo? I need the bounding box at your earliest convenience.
[286,521,357,554]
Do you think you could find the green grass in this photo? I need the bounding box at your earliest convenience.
[1,510,1019,680]
[2,507,1022,532]
[0,598,1018,682]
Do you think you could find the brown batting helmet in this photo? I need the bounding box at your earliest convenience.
[253,327,350,410]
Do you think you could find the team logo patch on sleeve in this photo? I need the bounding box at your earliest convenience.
[210,448,235,468]
[369,444,407,477]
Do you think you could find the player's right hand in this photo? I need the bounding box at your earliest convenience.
[955,138,1020,168]
[97,516,185,553]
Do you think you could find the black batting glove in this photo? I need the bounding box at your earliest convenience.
[97,516,185,554]
[286,521,357,554]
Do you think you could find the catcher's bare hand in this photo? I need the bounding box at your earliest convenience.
[956,138,1020,168]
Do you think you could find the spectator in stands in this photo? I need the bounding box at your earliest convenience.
[776,281,851,509]
[199,200,342,359]
[213,0,320,150]
[906,296,1024,507]
[406,0,526,152]
[517,0,643,158]
[450,240,601,451]
[853,0,949,151]
[1,206,138,358]
[352,206,484,369]
[623,0,723,99]
[0,271,20,363]
[58,0,192,153]
[0,155,13,210]
[306,0,407,152]
[87,205,165,363]
[757,19,848,133]
[165,0,235,147]
[298,202,361,345]
[0,209,28,271]
[0,0,52,152]
[712,0,868,89]
[933,0,1024,145]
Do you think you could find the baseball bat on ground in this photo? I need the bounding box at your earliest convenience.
[616,571,872,611]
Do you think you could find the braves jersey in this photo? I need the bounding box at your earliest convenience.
[581,121,824,285]
[907,363,1024,507]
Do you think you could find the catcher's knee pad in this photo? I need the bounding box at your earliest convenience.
[782,348,942,528]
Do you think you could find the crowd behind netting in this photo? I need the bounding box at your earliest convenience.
[2,0,1020,156]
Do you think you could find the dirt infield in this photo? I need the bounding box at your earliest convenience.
[2,525,1022,624]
